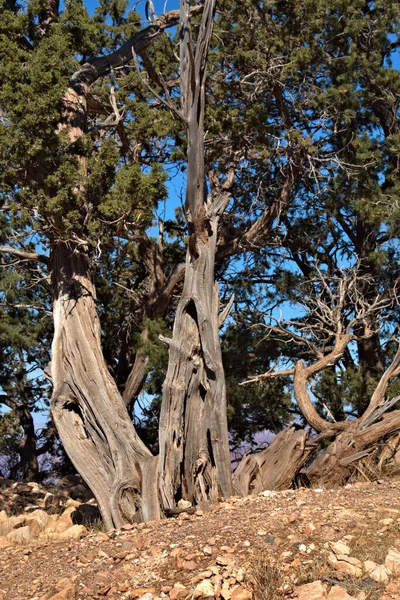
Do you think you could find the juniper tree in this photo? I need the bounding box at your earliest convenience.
[0,0,188,525]
[2,0,400,519]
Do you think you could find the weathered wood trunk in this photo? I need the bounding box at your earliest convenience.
[158,0,231,510]
[307,408,400,487]
[50,242,160,529]
[159,224,232,509]
[8,403,39,481]
[232,427,310,496]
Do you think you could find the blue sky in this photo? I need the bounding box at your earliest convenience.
[86,0,180,18]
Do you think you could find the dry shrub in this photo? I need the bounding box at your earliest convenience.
[247,552,285,600]
[0,521,11,536]
[350,522,400,564]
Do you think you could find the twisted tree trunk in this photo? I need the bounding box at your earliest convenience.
[158,0,232,510]
[50,242,159,529]
[16,405,39,481]
[306,408,400,486]
[159,221,232,509]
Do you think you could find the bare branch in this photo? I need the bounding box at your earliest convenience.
[240,366,295,385]
[0,245,49,265]
[71,5,205,90]
[362,341,400,420]
[132,48,185,122]
[218,293,235,328]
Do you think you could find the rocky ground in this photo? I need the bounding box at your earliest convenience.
[1,479,400,600]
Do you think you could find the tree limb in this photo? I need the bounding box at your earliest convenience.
[0,245,49,265]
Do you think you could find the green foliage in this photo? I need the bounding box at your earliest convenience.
[0,0,400,468]
[222,321,294,448]
[0,410,22,473]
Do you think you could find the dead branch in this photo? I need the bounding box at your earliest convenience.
[241,264,398,434]
[0,245,49,265]
[362,342,400,419]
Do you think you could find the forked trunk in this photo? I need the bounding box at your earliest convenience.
[50,242,159,529]
[159,221,232,509]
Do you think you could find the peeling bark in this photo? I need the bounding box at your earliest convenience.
[159,224,232,509]
[158,0,232,510]
[16,405,39,481]
[50,242,160,529]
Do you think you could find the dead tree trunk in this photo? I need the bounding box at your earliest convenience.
[241,270,400,489]
[307,405,400,486]
[50,242,160,529]
[297,341,400,486]
[159,222,232,508]
[2,398,39,482]
[158,0,232,510]
[232,427,310,496]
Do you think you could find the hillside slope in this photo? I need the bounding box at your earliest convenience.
[1,480,400,600]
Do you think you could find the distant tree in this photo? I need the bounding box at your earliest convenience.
[0,236,53,480]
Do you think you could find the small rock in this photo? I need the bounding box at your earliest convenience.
[329,541,351,556]
[265,535,275,544]
[363,562,390,583]
[327,586,356,599]
[304,523,316,535]
[380,518,394,526]
[194,579,214,598]
[328,554,363,577]
[230,586,252,600]
[169,584,187,600]
[59,524,88,540]
[178,512,191,521]
[292,580,327,599]
[216,555,235,566]
[7,525,35,542]
[25,509,49,531]
[47,584,77,600]
[262,490,276,497]
[177,500,192,510]
[56,507,77,532]
[129,589,156,599]
[385,547,400,574]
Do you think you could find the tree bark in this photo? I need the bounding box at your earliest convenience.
[2,397,39,482]
[232,427,310,496]
[50,242,160,529]
[158,0,232,510]
[306,410,400,486]
[159,221,232,509]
